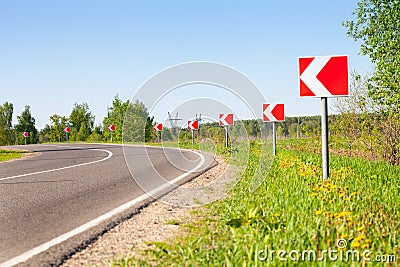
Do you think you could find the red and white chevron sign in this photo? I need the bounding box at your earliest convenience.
[22,132,29,138]
[263,104,285,122]
[219,113,234,126]
[108,124,116,131]
[188,120,199,130]
[298,55,348,97]
[153,123,163,131]
[64,127,71,133]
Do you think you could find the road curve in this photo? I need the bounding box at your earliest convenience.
[0,143,215,266]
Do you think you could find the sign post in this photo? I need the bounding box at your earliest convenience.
[219,113,234,148]
[64,127,71,142]
[188,120,199,146]
[263,104,285,155]
[108,124,116,142]
[298,55,349,180]
[22,132,29,145]
[153,123,163,143]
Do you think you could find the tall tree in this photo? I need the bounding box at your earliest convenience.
[123,100,150,143]
[102,95,130,142]
[48,114,69,142]
[0,102,14,145]
[15,105,38,144]
[69,103,95,141]
[344,0,400,110]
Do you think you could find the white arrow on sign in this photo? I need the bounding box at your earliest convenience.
[263,104,285,122]
[219,113,234,126]
[299,56,332,96]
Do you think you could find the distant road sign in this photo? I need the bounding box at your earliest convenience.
[108,124,116,131]
[22,132,29,138]
[298,55,348,97]
[219,113,234,126]
[154,123,163,131]
[64,127,71,133]
[263,104,285,122]
[188,120,199,130]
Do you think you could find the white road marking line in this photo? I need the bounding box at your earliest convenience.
[0,146,205,267]
[0,145,113,182]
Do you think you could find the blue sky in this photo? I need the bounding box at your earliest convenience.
[0,1,372,129]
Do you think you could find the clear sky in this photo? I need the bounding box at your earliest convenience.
[0,0,372,129]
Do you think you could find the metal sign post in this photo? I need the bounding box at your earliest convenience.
[225,125,229,148]
[298,55,349,180]
[263,104,285,156]
[191,129,195,146]
[321,97,329,180]
[272,122,277,156]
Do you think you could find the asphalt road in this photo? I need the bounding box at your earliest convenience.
[0,143,214,266]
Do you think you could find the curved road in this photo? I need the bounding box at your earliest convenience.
[0,143,214,266]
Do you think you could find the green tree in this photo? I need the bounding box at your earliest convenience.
[48,114,69,142]
[15,105,38,144]
[102,95,130,142]
[344,0,400,110]
[69,103,94,141]
[123,100,150,143]
[0,102,14,145]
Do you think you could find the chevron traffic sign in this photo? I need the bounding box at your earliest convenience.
[188,120,199,130]
[22,132,29,138]
[263,104,285,122]
[219,113,234,126]
[154,123,163,131]
[298,55,348,97]
[64,127,71,133]
[108,124,116,131]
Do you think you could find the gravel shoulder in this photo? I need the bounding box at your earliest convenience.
[62,155,232,266]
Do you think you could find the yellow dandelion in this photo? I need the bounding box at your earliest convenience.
[361,244,369,249]
[351,241,361,248]
[365,239,371,243]
[315,210,323,215]
[274,213,280,217]
[354,235,366,242]
[357,226,365,232]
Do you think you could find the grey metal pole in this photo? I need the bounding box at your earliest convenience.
[321,97,329,180]
[66,133,68,142]
[111,131,113,143]
[272,122,277,155]
[225,125,229,148]
[158,131,161,143]
[192,129,194,146]
[24,137,26,146]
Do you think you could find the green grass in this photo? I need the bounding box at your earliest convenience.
[112,138,399,266]
[0,149,25,162]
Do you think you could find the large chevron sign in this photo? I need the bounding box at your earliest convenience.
[298,55,348,97]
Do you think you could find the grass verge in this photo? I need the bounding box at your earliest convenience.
[0,149,25,162]
[112,139,399,266]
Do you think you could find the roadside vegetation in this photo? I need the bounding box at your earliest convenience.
[0,149,24,162]
[112,139,399,266]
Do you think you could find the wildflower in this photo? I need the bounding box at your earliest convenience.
[351,241,361,249]
[315,210,323,215]
[357,226,365,232]
[365,239,371,243]
[274,213,280,217]
[341,234,348,239]
[311,193,318,197]
[354,235,366,242]
[361,244,369,249]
